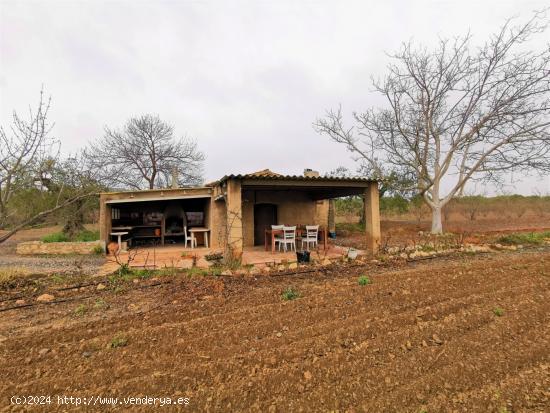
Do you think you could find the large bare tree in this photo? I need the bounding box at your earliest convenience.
[0,89,59,227]
[315,12,550,233]
[85,114,205,190]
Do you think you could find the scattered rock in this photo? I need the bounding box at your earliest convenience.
[38,348,50,356]
[303,371,313,381]
[221,270,232,276]
[82,351,92,358]
[432,334,444,345]
[15,299,25,305]
[406,341,412,350]
[276,332,282,338]
[321,259,331,266]
[96,283,106,290]
[277,265,286,271]
[36,294,55,303]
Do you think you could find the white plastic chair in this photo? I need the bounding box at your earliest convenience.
[271,225,284,250]
[301,225,319,250]
[184,226,197,249]
[278,226,296,252]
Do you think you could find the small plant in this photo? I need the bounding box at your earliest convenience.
[109,334,128,348]
[281,287,300,301]
[493,307,505,317]
[74,304,87,317]
[91,245,104,255]
[187,267,209,277]
[204,252,224,265]
[209,266,223,276]
[94,299,108,310]
[358,275,371,286]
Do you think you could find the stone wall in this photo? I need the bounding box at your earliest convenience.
[16,240,105,255]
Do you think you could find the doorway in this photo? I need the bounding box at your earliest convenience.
[254,203,277,246]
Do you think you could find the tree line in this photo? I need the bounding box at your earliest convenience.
[0,92,204,243]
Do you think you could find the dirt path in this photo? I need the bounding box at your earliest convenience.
[1,250,549,412]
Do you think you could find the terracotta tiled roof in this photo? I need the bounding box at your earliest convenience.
[246,169,284,178]
[213,171,376,185]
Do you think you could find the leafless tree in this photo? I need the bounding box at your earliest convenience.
[85,114,205,190]
[315,11,550,233]
[0,88,59,227]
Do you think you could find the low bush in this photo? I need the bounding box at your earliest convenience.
[358,275,371,286]
[493,307,505,317]
[281,287,300,301]
[75,230,100,242]
[497,231,550,246]
[109,334,128,348]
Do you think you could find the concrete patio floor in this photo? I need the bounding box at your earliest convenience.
[99,243,355,275]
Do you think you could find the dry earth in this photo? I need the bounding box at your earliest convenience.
[1,249,549,412]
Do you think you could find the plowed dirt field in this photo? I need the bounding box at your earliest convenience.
[1,250,549,412]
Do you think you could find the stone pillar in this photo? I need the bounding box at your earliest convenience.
[364,182,381,254]
[226,178,243,258]
[99,194,112,245]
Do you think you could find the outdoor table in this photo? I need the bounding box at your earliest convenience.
[265,226,327,253]
[110,231,129,251]
[189,227,210,248]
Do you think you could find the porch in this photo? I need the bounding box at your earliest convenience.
[99,244,355,274]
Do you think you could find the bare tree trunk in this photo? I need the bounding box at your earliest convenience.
[431,204,443,234]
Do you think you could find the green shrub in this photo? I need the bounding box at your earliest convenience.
[358,275,371,286]
[42,232,69,243]
[281,287,300,301]
[74,304,87,317]
[380,195,410,214]
[497,231,550,245]
[109,334,128,348]
[493,307,505,317]
[75,230,100,242]
[91,245,104,255]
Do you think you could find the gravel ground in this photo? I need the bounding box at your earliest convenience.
[0,254,106,276]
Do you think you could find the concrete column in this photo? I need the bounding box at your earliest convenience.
[364,182,381,254]
[99,194,112,245]
[226,178,243,258]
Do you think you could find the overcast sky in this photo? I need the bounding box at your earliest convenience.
[1,0,549,195]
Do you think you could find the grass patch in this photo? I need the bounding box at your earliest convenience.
[109,334,128,348]
[74,304,87,317]
[94,299,108,310]
[91,245,104,255]
[358,275,371,286]
[75,230,100,242]
[496,231,550,246]
[493,307,505,317]
[186,267,209,277]
[281,287,300,301]
[0,266,32,284]
[42,232,69,243]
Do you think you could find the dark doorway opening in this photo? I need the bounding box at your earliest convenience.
[254,203,277,246]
